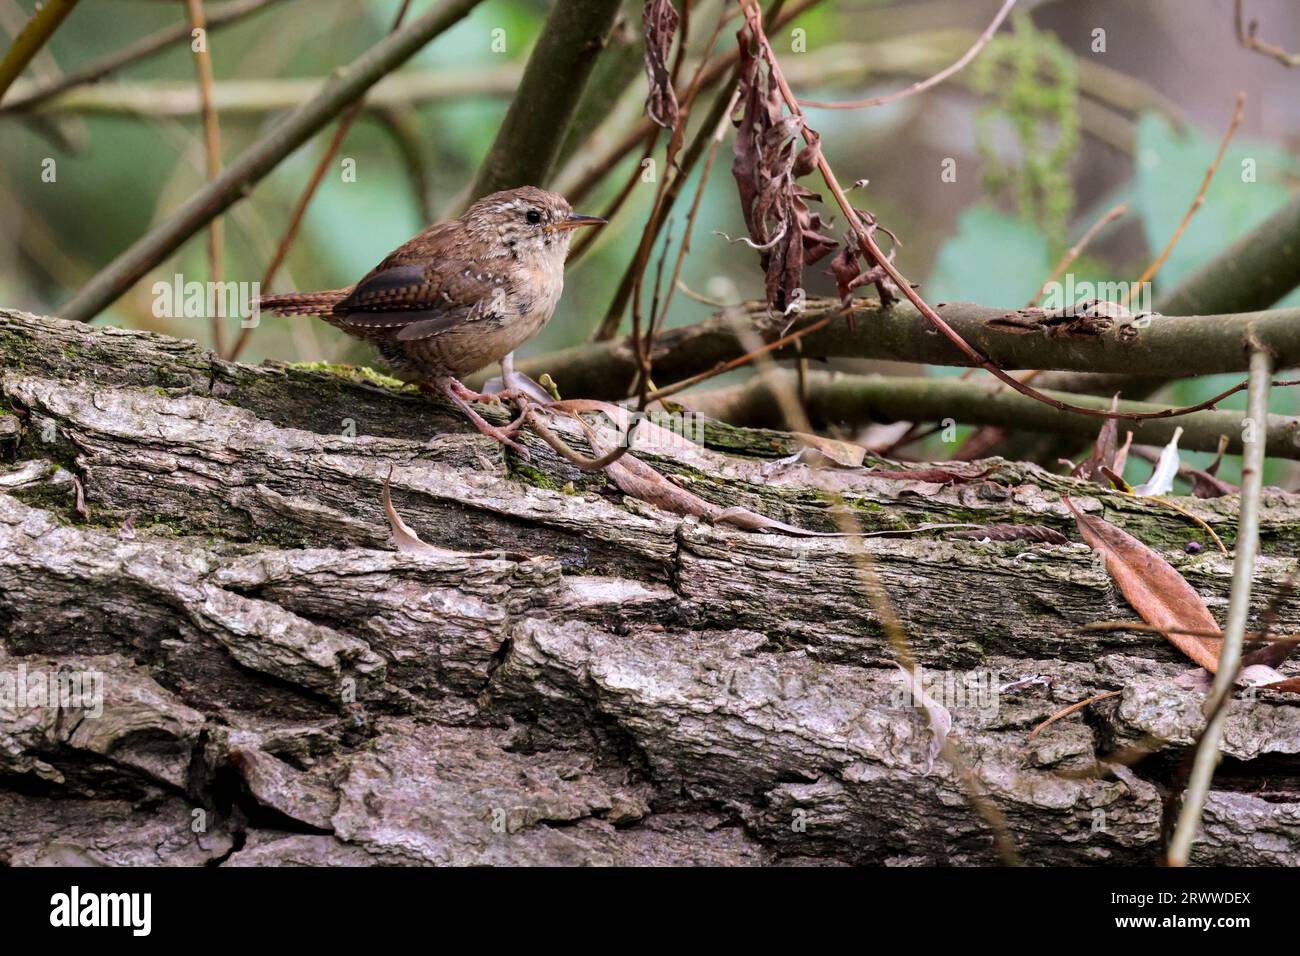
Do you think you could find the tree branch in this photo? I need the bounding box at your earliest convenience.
[680,368,1300,460]
[506,299,1300,400]
[467,0,624,202]
[58,0,484,325]
[0,0,285,113]
[797,0,1016,110]
[1235,0,1300,67]
[0,0,78,103]
[6,66,520,117]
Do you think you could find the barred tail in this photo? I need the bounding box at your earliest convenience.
[256,288,352,316]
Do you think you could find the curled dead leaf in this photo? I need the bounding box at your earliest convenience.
[892,663,951,775]
[731,21,838,312]
[1072,395,1120,485]
[383,468,459,556]
[1263,676,1300,693]
[642,0,680,134]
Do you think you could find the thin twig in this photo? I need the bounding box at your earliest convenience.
[571,3,730,269]
[0,0,283,113]
[227,0,414,362]
[1121,93,1246,306]
[1235,0,1300,67]
[1135,494,1227,555]
[0,0,78,103]
[186,0,227,355]
[1026,691,1121,742]
[0,0,84,149]
[652,86,739,344]
[527,404,636,471]
[1027,201,1129,307]
[641,311,840,404]
[568,126,660,263]
[798,0,1016,110]
[374,104,436,222]
[560,0,825,206]
[468,0,624,201]
[60,0,483,326]
[1167,345,1272,866]
[623,9,733,386]
[592,6,741,344]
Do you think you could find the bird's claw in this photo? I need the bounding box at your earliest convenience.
[441,379,530,458]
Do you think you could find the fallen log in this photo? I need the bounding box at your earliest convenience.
[1,309,1298,866]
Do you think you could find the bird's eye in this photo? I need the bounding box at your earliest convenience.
[526,209,542,225]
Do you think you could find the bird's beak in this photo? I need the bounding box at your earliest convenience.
[548,213,606,233]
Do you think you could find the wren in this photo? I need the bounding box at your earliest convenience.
[257,186,603,453]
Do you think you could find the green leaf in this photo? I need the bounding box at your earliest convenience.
[927,205,1051,309]
[1133,113,1298,292]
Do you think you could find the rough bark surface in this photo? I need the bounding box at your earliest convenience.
[2,309,1299,866]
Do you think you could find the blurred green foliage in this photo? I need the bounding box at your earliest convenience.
[971,11,1079,249]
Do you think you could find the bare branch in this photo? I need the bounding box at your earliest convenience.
[0,0,79,103]
[0,0,285,113]
[1168,346,1272,866]
[467,0,624,202]
[1235,0,1300,67]
[58,0,484,325]
[798,0,1016,110]
[1121,93,1246,306]
[185,0,227,355]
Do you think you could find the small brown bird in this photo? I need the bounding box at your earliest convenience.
[258,186,603,451]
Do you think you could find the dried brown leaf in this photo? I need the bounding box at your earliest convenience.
[866,465,992,484]
[731,23,838,311]
[794,432,866,468]
[1241,636,1298,669]
[70,474,89,523]
[382,468,459,557]
[1064,495,1222,671]
[1186,467,1238,499]
[642,0,680,133]
[1263,677,1300,693]
[949,524,1069,545]
[1072,395,1120,485]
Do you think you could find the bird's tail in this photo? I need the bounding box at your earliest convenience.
[256,287,352,316]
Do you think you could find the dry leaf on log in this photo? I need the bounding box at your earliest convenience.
[1072,395,1130,486]
[1064,495,1222,672]
[892,663,952,775]
[382,469,530,560]
[949,524,1069,545]
[865,465,992,484]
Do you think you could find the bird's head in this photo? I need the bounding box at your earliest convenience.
[462,186,604,262]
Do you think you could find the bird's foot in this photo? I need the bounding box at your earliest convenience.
[439,380,529,458]
[489,352,556,405]
[447,379,526,406]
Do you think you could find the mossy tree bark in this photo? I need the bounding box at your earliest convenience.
[2,310,1299,865]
